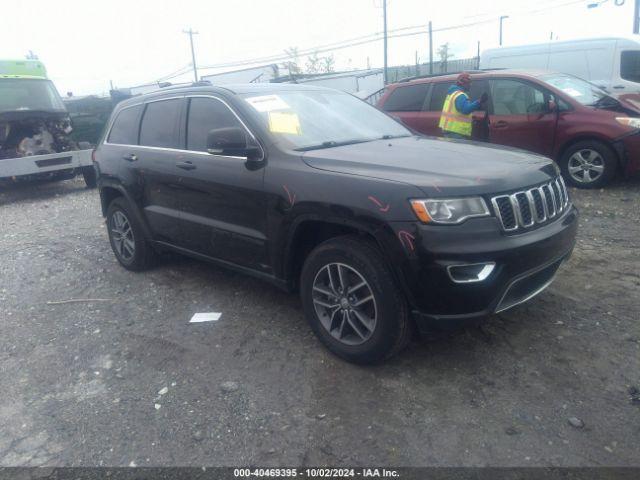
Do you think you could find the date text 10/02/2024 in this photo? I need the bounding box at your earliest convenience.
[233,468,400,477]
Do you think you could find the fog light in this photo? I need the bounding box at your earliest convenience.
[447,262,495,283]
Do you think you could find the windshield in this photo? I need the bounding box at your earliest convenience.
[540,74,612,107]
[241,90,411,150]
[0,78,66,113]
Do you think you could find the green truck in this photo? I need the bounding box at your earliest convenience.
[0,59,96,187]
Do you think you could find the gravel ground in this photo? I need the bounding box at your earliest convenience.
[0,176,639,467]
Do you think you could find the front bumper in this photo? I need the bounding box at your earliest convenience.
[386,205,578,331]
[0,149,93,179]
[614,129,640,176]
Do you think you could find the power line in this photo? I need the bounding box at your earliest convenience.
[151,0,594,82]
[155,64,192,82]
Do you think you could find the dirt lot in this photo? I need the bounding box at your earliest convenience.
[0,176,639,467]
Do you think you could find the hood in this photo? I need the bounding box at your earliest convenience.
[301,136,558,197]
[616,93,640,115]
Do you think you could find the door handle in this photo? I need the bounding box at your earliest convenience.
[176,161,196,171]
[612,85,625,89]
[122,153,138,162]
[493,120,509,129]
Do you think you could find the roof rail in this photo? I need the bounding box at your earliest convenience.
[397,68,507,83]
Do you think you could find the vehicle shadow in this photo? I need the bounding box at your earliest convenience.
[598,173,640,190]
[0,177,89,206]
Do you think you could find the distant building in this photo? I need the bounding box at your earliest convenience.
[201,64,280,84]
[275,69,384,99]
[116,66,384,102]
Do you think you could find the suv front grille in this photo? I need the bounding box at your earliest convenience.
[491,177,570,232]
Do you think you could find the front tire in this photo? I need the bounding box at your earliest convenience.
[560,140,617,189]
[106,197,156,271]
[300,235,411,364]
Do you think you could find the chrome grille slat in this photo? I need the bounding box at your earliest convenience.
[530,189,546,222]
[538,186,549,220]
[558,176,569,207]
[544,184,557,217]
[491,177,571,232]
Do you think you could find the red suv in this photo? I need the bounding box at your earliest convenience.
[378,70,640,188]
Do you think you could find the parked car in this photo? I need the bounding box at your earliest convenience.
[94,83,577,364]
[0,59,96,187]
[378,69,640,188]
[480,37,640,94]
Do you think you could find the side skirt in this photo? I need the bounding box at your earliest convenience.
[153,240,290,292]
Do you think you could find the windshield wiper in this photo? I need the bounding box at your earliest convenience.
[295,138,374,151]
[590,96,619,109]
[380,134,411,140]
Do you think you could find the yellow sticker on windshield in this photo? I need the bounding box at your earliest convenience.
[268,111,301,135]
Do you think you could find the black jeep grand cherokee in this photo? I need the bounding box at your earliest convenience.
[94,83,577,364]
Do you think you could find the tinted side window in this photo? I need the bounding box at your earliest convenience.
[382,83,429,112]
[490,79,546,115]
[621,51,640,83]
[107,105,142,145]
[139,99,181,149]
[428,83,454,111]
[186,97,243,152]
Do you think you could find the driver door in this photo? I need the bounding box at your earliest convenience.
[487,79,557,156]
[174,96,269,272]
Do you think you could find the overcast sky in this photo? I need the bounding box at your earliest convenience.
[1,0,636,95]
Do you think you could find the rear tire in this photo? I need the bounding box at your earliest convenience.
[300,235,412,364]
[82,166,97,189]
[559,140,617,189]
[106,197,156,271]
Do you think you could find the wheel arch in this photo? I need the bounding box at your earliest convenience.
[283,216,398,293]
[100,182,154,241]
[555,135,621,170]
[100,185,125,216]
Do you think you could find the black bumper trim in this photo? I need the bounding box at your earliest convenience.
[411,248,573,332]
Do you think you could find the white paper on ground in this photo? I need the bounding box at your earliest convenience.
[190,312,222,323]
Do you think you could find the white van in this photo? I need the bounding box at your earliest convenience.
[480,37,640,94]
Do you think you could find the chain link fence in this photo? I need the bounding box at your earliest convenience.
[387,57,479,83]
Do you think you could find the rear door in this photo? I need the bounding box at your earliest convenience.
[175,95,268,271]
[487,78,557,156]
[135,97,186,244]
[380,83,432,133]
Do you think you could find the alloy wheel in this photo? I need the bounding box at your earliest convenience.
[312,262,377,346]
[568,149,605,184]
[110,210,135,261]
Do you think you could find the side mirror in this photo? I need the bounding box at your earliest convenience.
[206,127,262,160]
[548,100,558,112]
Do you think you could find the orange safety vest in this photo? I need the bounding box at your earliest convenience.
[439,90,473,137]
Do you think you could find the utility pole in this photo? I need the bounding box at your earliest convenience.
[634,0,639,34]
[499,15,509,46]
[383,0,388,84]
[476,41,480,69]
[428,21,433,74]
[183,28,199,82]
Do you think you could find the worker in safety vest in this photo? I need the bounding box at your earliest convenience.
[439,72,488,139]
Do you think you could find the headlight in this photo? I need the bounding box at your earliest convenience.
[616,117,640,129]
[410,197,490,224]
